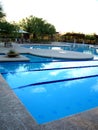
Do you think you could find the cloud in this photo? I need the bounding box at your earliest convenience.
[92,80,98,92]
[31,87,46,93]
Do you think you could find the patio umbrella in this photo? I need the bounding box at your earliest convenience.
[18,29,29,34]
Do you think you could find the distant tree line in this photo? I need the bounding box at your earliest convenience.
[0,3,98,44]
[61,32,98,44]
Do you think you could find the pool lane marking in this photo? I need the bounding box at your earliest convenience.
[13,74,98,90]
[1,64,98,75]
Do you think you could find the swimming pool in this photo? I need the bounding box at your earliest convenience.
[22,43,98,59]
[0,53,98,124]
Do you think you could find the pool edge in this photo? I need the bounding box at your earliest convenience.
[0,74,98,129]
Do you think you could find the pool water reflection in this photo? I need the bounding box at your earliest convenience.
[0,53,98,124]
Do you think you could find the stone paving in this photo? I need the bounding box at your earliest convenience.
[0,43,98,130]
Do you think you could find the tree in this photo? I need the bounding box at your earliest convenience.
[0,3,20,45]
[85,34,96,44]
[0,20,19,46]
[19,15,56,41]
[0,21,15,33]
[0,3,5,20]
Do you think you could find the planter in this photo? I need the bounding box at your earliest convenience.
[7,53,19,57]
[7,50,19,57]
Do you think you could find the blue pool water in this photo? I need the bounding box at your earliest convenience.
[22,43,98,58]
[0,53,98,124]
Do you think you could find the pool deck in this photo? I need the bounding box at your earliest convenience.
[0,42,94,61]
[0,42,98,130]
[0,55,30,62]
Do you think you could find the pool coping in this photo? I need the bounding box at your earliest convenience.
[0,54,30,62]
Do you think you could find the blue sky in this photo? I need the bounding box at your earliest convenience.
[1,0,98,34]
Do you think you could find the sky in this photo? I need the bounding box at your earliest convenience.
[1,0,98,34]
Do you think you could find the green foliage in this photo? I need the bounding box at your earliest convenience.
[19,15,56,41]
[8,49,16,54]
[0,21,18,39]
[0,4,5,20]
[7,49,19,57]
[0,21,15,34]
[0,4,19,40]
[85,34,96,40]
[62,32,98,44]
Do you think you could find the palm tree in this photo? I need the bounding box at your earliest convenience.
[19,16,56,41]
